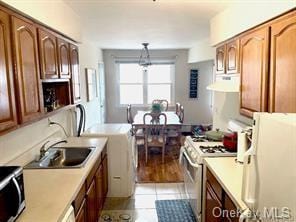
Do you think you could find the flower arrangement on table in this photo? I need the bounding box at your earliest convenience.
[151,103,163,113]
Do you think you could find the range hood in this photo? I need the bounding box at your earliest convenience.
[207,75,240,92]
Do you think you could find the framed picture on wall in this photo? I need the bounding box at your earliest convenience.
[85,68,98,101]
[189,69,198,99]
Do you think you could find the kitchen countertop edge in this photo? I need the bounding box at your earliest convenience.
[16,137,108,222]
[204,157,248,211]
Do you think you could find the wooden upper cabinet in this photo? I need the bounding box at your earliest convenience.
[69,44,81,103]
[226,39,239,74]
[239,26,269,117]
[269,12,296,113]
[216,44,226,74]
[12,16,44,123]
[57,38,70,78]
[0,10,18,132]
[38,28,58,79]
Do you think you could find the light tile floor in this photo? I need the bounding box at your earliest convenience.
[99,183,186,222]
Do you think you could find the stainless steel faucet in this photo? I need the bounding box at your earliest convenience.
[40,140,67,159]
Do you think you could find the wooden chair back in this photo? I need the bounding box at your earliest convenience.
[175,102,181,115]
[179,105,184,123]
[127,104,133,124]
[143,112,167,163]
[143,112,167,144]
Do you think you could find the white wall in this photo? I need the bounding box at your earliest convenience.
[1,0,82,41]
[210,1,296,45]
[103,49,213,125]
[212,92,252,131]
[0,110,72,165]
[0,1,102,164]
[188,38,215,63]
[79,41,104,128]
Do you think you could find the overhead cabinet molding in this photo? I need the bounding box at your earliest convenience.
[214,9,296,118]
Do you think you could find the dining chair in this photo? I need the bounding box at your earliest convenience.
[127,104,133,124]
[127,105,144,147]
[143,112,167,163]
[175,102,181,115]
[179,105,184,123]
[166,125,182,146]
[152,99,169,111]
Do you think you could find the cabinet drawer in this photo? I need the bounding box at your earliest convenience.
[207,169,223,201]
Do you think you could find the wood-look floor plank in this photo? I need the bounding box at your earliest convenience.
[136,144,184,183]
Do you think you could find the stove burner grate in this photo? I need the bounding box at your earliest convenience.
[199,145,227,153]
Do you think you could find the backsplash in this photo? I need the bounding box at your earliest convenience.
[212,92,252,131]
[0,110,73,165]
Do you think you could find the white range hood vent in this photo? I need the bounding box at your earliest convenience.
[207,74,240,92]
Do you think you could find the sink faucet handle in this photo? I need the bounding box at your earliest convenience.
[41,141,50,150]
[40,140,51,159]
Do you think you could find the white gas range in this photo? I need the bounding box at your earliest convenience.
[180,121,246,221]
[184,136,237,164]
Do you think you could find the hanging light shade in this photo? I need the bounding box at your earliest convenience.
[138,43,152,69]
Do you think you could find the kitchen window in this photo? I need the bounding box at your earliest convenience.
[119,63,175,105]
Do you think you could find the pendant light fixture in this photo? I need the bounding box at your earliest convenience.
[138,43,152,69]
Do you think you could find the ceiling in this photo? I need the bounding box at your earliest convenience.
[64,0,231,49]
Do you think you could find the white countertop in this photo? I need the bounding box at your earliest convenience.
[82,123,131,136]
[16,137,108,222]
[204,157,248,210]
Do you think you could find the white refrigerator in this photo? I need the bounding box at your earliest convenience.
[241,113,296,222]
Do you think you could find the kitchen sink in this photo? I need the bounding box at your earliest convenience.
[25,147,95,169]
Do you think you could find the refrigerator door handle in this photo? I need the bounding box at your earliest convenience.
[241,145,257,208]
[239,209,250,222]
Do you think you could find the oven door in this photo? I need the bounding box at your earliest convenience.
[182,151,202,221]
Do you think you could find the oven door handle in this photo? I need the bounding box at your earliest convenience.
[11,177,22,216]
[183,150,200,168]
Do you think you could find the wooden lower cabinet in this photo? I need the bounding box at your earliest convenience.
[86,180,97,222]
[205,182,222,222]
[75,199,86,222]
[205,168,240,222]
[73,148,108,222]
[102,155,108,198]
[95,165,104,216]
